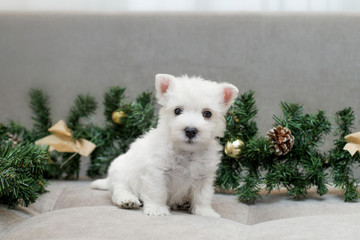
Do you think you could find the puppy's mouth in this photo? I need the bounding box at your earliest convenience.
[186,139,195,145]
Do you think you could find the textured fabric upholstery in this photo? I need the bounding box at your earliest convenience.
[2,181,360,240]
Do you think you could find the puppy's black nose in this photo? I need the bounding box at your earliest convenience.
[184,127,198,139]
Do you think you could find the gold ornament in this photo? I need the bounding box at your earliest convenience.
[112,110,127,125]
[224,139,245,158]
[233,115,239,123]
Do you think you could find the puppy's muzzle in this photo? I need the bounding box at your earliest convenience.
[184,127,198,139]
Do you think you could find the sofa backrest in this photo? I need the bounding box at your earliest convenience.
[1,13,359,148]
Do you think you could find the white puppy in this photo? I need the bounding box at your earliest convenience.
[91,74,238,217]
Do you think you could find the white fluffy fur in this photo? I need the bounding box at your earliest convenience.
[91,74,238,217]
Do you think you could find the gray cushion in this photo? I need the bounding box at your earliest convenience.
[248,214,360,240]
[3,206,248,240]
[2,181,360,240]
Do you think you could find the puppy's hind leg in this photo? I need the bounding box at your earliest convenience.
[112,184,142,209]
[91,178,109,190]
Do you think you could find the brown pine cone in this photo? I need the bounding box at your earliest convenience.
[267,125,295,156]
[7,133,22,147]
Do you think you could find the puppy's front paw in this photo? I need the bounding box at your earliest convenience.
[143,205,170,216]
[192,207,220,218]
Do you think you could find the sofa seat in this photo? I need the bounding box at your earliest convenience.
[1,181,360,240]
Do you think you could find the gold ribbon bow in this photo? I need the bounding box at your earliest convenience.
[35,120,96,157]
[343,131,360,156]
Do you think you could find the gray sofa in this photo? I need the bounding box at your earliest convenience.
[1,181,360,240]
[0,12,359,136]
[1,12,360,239]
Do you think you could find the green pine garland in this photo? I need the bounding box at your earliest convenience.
[67,94,98,131]
[1,85,360,206]
[29,89,52,141]
[62,94,97,179]
[28,90,98,179]
[0,142,48,208]
[2,87,156,180]
[265,103,331,199]
[216,90,360,204]
[87,88,156,178]
[216,90,259,192]
[216,90,273,203]
[329,107,360,201]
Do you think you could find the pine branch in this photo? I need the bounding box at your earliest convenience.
[87,90,156,178]
[52,94,97,179]
[266,102,331,200]
[61,153,81,180]
[241,136,272,173]
[0,123,8,143]
[104,87,126,123]
[0,142,48,208]
[215,158,241,190]
[234,137,272,203]
[273,102,303,135]
[119,92,156,138]
[329,107,360,202]
[29,89,52,140]
[303,153,328,196]
[301,111,331,148]
[236,174,262,204]
[67,94,97,130]
[85,124,117,177]
[265,161,300,193]
[225,90,258,142]
[334,107,355,141]
[217,90,262,199]
[4,121,31,142]
[87,143,121,177]
[42,151,63,179]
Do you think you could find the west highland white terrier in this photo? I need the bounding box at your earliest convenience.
[91,74,238,217]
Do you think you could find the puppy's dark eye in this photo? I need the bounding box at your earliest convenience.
[203,110,212,119]
[174,108,183,116]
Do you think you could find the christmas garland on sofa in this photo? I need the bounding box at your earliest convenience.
[0,88,359,208]
[0,126,48,208]
[216,91,360,203]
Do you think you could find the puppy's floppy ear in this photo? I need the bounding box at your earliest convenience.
[155,74,176,100]
[221,83,239,109]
